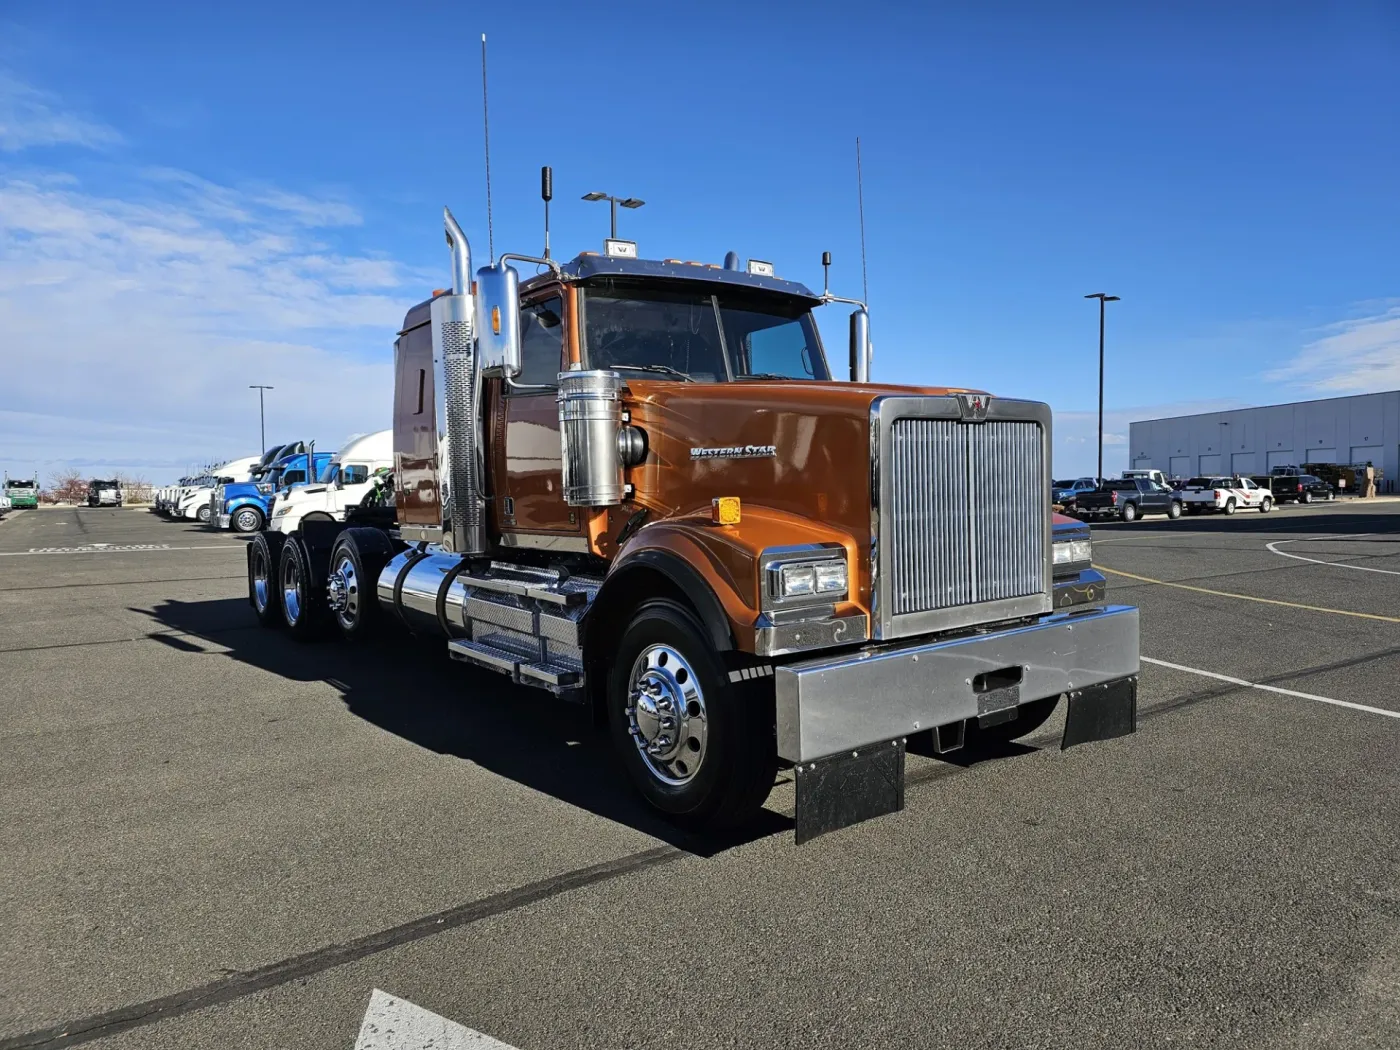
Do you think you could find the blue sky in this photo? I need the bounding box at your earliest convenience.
[2,1,1397,483]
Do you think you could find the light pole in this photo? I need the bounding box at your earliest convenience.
[1084,293,1120,482]
[581,191,645,239]
[249,385,273,452]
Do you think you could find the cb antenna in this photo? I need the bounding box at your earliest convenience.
[821,251,831,297]
[856,136,869,305]
[481,33,495,263]
[541,166,553,260]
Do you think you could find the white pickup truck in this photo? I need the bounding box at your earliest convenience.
[268,430,392,534]
[1179,476,1273,515]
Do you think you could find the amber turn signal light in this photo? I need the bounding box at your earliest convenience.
[491,305,502,335]
[712,496,741,526]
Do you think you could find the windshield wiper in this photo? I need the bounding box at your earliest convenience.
[617,364,694,382]
[734,372,797,380]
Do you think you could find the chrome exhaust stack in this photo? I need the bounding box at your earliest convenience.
[431,207,488,555]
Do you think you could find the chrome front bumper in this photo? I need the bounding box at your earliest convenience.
[776,604,1139,763]
[218,514,232,529]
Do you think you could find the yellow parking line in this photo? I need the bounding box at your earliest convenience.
[1099,566,1400,624]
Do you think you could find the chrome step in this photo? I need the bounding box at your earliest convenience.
[446,639,585,694]
[518,662,581,687]
[446,638,520,675]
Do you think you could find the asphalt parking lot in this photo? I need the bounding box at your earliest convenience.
[1,502,1397,1050]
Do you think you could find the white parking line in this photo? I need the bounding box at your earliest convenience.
[1266,537,1400,576]
[0,544,243,556]
[1142,656,1400,721]
[356,990,520,1050]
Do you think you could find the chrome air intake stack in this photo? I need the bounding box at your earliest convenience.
[432,208,488,555]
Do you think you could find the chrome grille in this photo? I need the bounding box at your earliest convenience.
[888,418,1046,616]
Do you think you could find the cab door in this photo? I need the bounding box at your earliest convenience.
[500,293,580,542]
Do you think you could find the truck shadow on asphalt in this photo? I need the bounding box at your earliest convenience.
[1090,507,1397,537]
[144,596,794,857]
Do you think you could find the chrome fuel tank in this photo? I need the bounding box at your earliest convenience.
[376,548,469,636]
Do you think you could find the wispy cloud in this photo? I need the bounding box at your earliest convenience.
[0,122,424,480]
[0,73,122,152]
[1266,301,1400,393]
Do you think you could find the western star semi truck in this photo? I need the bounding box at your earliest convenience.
[247,207,1140,841]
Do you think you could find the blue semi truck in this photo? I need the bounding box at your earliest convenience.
[213,444,329,533]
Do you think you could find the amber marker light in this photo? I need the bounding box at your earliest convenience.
[712,497,741,526]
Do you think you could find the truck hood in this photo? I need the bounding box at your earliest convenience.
[625,378,975,526]
[221,482,263,499]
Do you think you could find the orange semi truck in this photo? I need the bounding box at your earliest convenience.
[248,208,1139,841]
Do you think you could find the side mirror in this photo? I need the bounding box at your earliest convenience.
[849,308,871,383]
[475,263,522,379]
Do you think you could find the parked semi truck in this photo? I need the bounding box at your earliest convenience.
[86,479,123,507]
[211,442,309,529]
[247,208,1140,840]
[269,430,392,535]
[216,445,328,532]
[3,475,39,509]
[165,457,261,522]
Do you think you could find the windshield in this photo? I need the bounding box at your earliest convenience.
[7,480,35,489]
[581,282,829,382]
[318,462,337,484]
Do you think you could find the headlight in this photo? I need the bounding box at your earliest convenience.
[769,558,848,600]
[1053,537,1092,568]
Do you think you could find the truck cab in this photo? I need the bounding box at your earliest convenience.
[248,209,1140,841]
[215,443,312,532]
[269,431,392,535]
[3,477,38,510]
[87,479,123,507]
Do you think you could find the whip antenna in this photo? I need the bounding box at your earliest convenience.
[856,136,869,305]
[481,33,495,262]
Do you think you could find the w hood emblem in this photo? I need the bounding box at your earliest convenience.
[956,393,991,422]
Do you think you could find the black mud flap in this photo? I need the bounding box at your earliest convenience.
[793,738,905,845]
[1061,675,1138,750]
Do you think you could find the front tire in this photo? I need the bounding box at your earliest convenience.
[231,506,264,533]
[608,600,776,829]
[327,529,394,641]
[1260,497,1272,513]
[247,531,286,628]
[279,535,328,640]
[1167,501,1182,519]
[196,504,212,524]
[1121,502,1138,522]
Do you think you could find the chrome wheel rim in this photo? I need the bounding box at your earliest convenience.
[281,554,302,624]
[252,547,270,613]
[327,553,359,631]
[626,643,708,786]
[235,509,258,531]
[197,506,210,522]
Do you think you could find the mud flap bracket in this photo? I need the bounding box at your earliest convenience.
[1061,674,1138,750]
[793,738,905,845]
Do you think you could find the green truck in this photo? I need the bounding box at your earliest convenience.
[3,476,39,509]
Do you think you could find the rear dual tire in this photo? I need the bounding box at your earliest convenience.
[248,531,286,628]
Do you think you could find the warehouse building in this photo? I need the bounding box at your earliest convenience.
[1128,390,1399,493]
